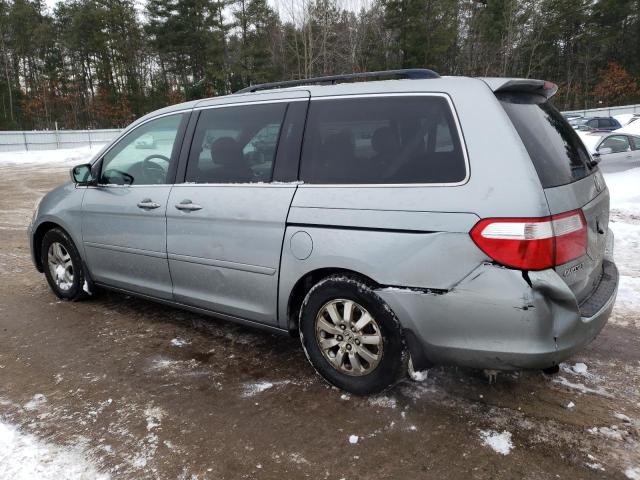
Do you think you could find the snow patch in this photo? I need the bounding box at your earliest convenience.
[170,338,190,347]
[289,452,310,465]
[240,380,293,398]
[368,396,397,409]
[614,276,640,315]
[571,362,588,374]
[242,381,274,397]
[552,376,613,398]
[0,146,101,167]
[626,467,640,480]
[23,394,47,411]
[478,430,513,455]
[0,420,109,479]
[409,369,429,382]
[587,426,626,441]
[348,435,359,445]
[614,412,632,423]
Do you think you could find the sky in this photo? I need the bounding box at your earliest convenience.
[42,0,370,23]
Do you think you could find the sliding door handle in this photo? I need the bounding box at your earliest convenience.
[137,199,161,209]
[175,199,202,211]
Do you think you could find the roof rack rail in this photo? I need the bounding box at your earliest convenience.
[234,68,440,94]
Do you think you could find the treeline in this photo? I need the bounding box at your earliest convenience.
[1,0,639,130]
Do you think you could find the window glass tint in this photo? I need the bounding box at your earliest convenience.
[631,136,640,151]
[100,114,184,185]
[186,103,287,183]
[598,118,612,128]
[299,96,466,184]
[600,135,630,153]
[498,93,594,188]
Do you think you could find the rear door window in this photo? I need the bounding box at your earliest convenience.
[498,93,594,188]
[186,103,287,183]
[299,96,467,184]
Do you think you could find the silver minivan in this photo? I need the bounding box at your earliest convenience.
[29,70,619,394]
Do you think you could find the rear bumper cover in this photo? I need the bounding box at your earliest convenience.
[377,258,618,371]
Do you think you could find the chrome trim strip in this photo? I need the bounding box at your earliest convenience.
[167,253,276,276]
[170,182,301,188]
[84,242,166,259]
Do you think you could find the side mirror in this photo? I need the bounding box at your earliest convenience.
[597,147,613,155]
[70,163,95,185]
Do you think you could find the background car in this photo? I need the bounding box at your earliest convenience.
[569,116,621,131]
[578,131,640,163]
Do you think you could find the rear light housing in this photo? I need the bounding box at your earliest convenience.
[470,209,587,271]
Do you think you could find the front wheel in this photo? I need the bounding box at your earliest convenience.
[41,228,89,301]
[299,275,407,395]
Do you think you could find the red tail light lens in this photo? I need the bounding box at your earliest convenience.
[470,209,587,271]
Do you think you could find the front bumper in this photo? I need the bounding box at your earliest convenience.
[377,259,618,371]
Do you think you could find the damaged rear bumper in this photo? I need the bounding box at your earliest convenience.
[376,258,618,371]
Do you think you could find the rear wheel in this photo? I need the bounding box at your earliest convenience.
[41,228,88,301]
[299,275,407,395]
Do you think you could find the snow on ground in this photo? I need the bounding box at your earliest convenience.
[0,420,109,480]
[626,467,640,480]
[601,161,640,324]
[478,430,513,455]
[606,166,640,217]
[0,145,103,167]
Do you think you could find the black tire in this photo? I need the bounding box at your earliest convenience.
[40,228,89,301]
[299,275,407,395]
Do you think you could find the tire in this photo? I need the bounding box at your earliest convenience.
[40,228,89,301]
[299,275,407,395]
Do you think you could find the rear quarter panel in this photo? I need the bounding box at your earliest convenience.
[279,78,553,328]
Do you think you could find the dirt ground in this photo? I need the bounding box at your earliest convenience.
[0,163,638,480]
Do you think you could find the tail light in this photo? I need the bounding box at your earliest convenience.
[470,209,587,270]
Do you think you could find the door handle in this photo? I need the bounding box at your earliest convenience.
[175,199,202,211]
[137,199,161,209]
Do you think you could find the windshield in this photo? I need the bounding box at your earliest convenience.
[498,93,594,188]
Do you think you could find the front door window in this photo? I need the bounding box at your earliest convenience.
[100,114,185,185]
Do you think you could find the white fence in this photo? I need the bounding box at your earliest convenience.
[0,129,122,152]
[563,104,640,118]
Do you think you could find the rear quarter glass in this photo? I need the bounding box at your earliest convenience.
[498,93,595,188]
[299,95,467,184]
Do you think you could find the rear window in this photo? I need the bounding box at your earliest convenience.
[299,96,467,184]
[499,93,594,188]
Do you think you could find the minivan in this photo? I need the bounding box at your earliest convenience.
[29,69,619,395]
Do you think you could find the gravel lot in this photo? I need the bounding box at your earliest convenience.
[0,158,638,479]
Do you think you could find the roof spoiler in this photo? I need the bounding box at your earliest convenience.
[481,78,558,99]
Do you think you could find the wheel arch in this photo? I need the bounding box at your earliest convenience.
[33,221,67,272]
[285,267,379,333]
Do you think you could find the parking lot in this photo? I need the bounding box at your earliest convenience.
[0,159,639,479]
